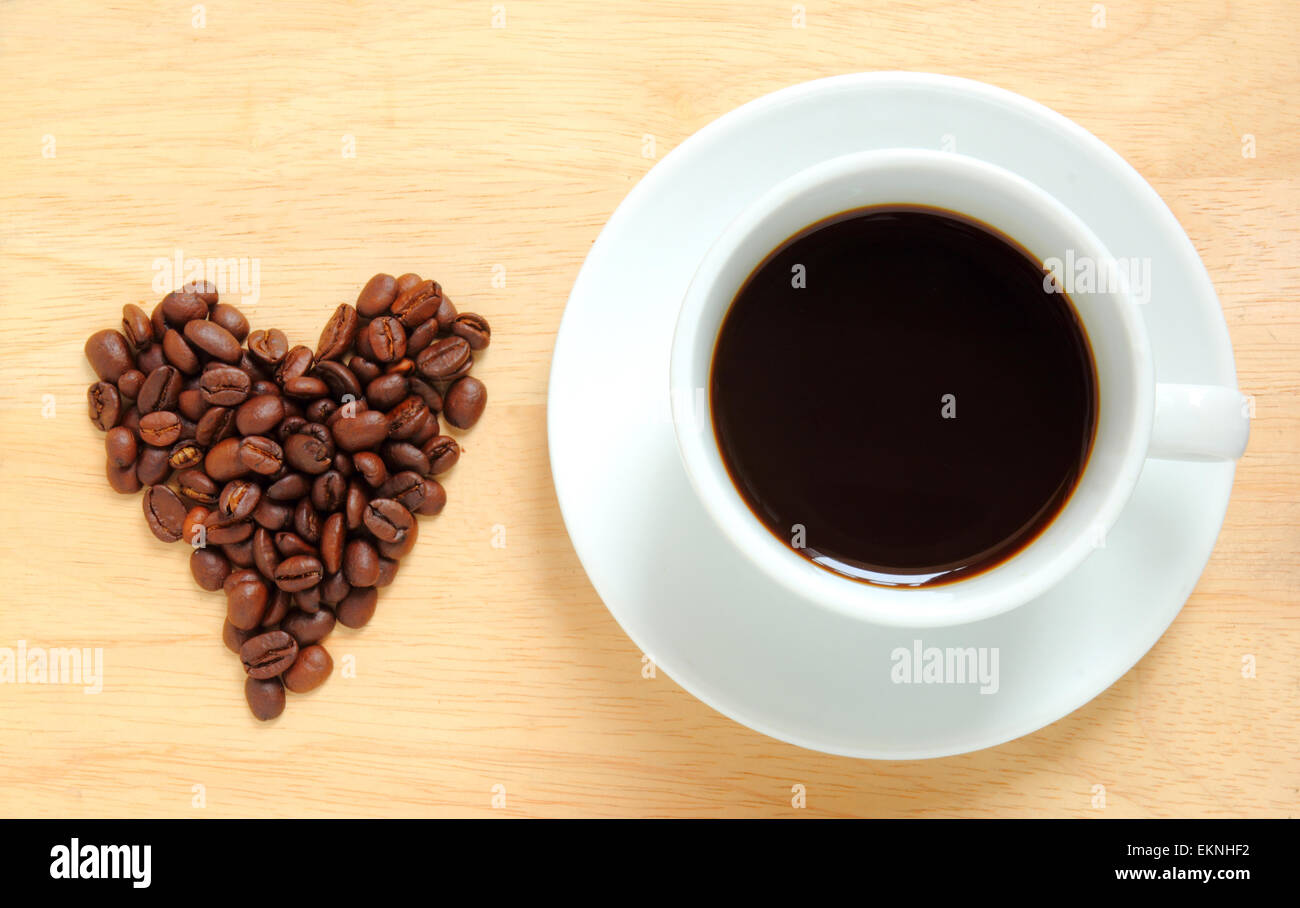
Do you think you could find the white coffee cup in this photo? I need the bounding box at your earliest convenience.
[669,149,1249,628]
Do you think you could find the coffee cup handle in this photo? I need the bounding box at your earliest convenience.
[1148,383,1250,461]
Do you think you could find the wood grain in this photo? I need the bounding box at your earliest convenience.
[0,0,1296,817]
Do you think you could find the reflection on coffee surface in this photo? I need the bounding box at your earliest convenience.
[710,206,1097,587]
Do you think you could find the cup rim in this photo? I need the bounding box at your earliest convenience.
[669,148,1155,628]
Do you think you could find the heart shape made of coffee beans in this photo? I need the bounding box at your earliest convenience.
[85,272,490,720]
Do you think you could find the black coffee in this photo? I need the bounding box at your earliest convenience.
[711,206,1097,587]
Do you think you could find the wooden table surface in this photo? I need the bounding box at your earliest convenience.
[1,1,1296,818]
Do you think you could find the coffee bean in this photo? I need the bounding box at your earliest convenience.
[247,328,289,367]
[224,539,256,568]
[263,588,291,626]
[386,396,431,440]
[205,436,250,482]
[275,531,317,558]
[177,468,220,506]
[317,512,346,575]
[443,376,487,429]
[135,445,172,486]
[267,472,310,501]
[345,479,369,530]
[137,342,166,374]
[365,373,409,411]
[85,329,135,382]
[376,516,418,559]
[239,630,298,678]
[320,571,351,606]
[361,498,413,544]
[205,514,254,545]
[355,273,399,318]
[245,676,286,720]
[139,410,182,447]
[224,619,252,655]
[275,345,314,386]
[273,554,324,592]
[107,460,142,494]
[434,294,458,332]
[336,587,378,628]
[311,471,346,512]
[180,280,219,305]
[105,426,138,468]
[87,381,123,431]
[122,304,155,348]
[293,584,321,613]
[332,410,389,452]
[284,432,333,474]
[218,479,262,523]
[161,291,208,326]
[182,506,209,546]
[282,608,336,646]
[117,369,146,400]
[253,496,293,530]
[342,538,380,587]
[238,435,285,476]
[137,365,182,413]
[451,312,491,350]
[376,557,400,587]
[191,548,232,591]
[294,497,322,543]
[282,644,332,693]
[348,356,382,385]
[313,360,363,402]
[168,440,205,470]
[199,365,251,406]
[184,319,243,363]
[366,316,407,363]
[353,451,388,487]
[196,405,236,446]
[405,318,440,357]
[142,485,187,542]
[210,303,250,341]
[162,328,201,374]
[422,435,460,474]
[415,336,471,382]
[227,575,271,631]
[283,375,329,399]
[390,279,441,327]
[316,304,360,362]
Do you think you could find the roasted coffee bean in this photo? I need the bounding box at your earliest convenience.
[376,517,418,559]
[224,619,252,655]
[199,365,251,406]
[137,340,167,374]
[319,512,345,574]
[332,410,389,452]
[227,574,271,631]
[415,336,471,382]
[405,318,440,357]
[308,471,345,513]
[284,432,333,474]
[434,294,458,331]
[240,630,297,678]
[263,588,292,626]
[283,644,332,693]
[353,451,388,487]
[365,316,406,363]
[105,426,138,468]
[184,319,243,363]
[218,479,262,523]
[209,303,250,341]
[180,279,219,305]
[107,460,142,494]
[275,531,317,558]
[348,356,382,385]
[293,584,321,613]
[191,548,232,591]
[407,376,443,414]
[162,328,201,374]
[332,450,353,477]
[273,554,324,592]
[238,435,285,475]
[267,472,310,501]
[294,497,321,543]
[345,479,368,530]
[195,405,236,446]
[177,468,220,506]
[376,557,400,587]
[319,571,351,606]
[135,446,172,486]
[395,272,423,294]
[283,375,329,399]
[386,396,431,440]
[275,345,314,386]
[117,369,146,400]
[247,328,289,367]
[137,365,182,413]
[276,415,308,442]
[378,470,426,510]
[253,496,293,530]
[234,394,282,435]
[182,505,209,546]
[316,304,360,361]
[142,485,187,542]
[168,440,205,470]
[121,303,155,348]
[178,388,207,421]
[245,676,286,720]
[204,513,254,545]
[205,436,250,481]
[390,279,441,327]
[161,291,208,326]
[415,478,446,516]
[443,376,487,429]
[121,405,142,434]
[361,499,410,541]
[250,527,280,578]
[87,381,123,430]
[223,539,256,568]
[304,398,337,424]
[451,312,491,350]
[282,608,336,646]
[336,587,378,628]
[139,410,182,447]
[313,360,363,401]
[343,538,380,587]
[356,273,399,317]
[85,329,135,382]
[422,435,460,474]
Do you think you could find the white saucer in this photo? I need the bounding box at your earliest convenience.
[547,73,1241,759]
